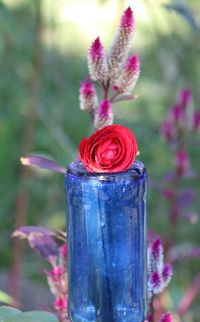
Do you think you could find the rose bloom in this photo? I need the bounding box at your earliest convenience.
[79,124,138,173]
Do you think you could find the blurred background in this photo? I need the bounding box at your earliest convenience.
[0,0,199,320]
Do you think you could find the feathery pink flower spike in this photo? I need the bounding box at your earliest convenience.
[162,263,173,286]
[113,55,140,93]
[109,7,135,82]
[79,80,98,112]
[94,99,113,130]
[88,37,108,82]
[159,312,172,322]
[121,6,135,29]
[193,110,200,132]
[147,237,173,301]
[149,271,162,294]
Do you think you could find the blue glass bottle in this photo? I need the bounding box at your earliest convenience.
[65,160,147,322]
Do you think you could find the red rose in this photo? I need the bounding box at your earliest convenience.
[78,124,138,173]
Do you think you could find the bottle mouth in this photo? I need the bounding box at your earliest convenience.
[66,159,146,181]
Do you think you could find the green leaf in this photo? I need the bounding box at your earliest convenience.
[0,307,58,322]
[0,306,21,320]
[0,292,15,305]
[4,311,59,322]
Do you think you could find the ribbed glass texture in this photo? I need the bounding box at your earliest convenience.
[65,160,147,322]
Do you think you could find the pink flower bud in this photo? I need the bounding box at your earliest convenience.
[98,99,111,118]
[161,120,174,142]
[176,150,190,175]
[151,237,163,260]
[94,99,113,130]
[162,263,173,286]
[109,7,135,83]
[79,81,98,112]
[178,87,192,110]
[49,266,63,281]
[90,37,103,60]
[54,297,68,311]
[146,313,153,322]
[149,271,162,294]
[60,243,67,258]
[170,104,184,127]
[193,110,200,132]
[113,55,140,93]
[88,37,108,82]
[120,7,135,30]
[159,312,172,322]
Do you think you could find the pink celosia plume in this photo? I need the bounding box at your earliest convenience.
[113,55,140,93]
[150,272,162,292]
[79,80,98,112]
[151,237,163,260]
[161,120,174,142]
[125,55,140,72]
[162,263,173,287]
[178,87,192,110]
[170,104,184,126]
[88,37,108,82]
[98,99,112,118]
[54,297,68,311]
[109,7,135,82]
[94,99,113,130]
[120,6,135,29]
[159,312,172,322]
[193,110,200,132]
[176,150,190,174]
[90,37,103,60]
[148,237,173,301]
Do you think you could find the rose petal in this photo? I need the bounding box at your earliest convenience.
[78,124,138,173]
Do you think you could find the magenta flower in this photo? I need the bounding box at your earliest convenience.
[176,150,190,174]
[125,55,140,72]
[79,80,98,112]
[114,55,140,93]
[178,87,192,110]
[54,297,68,311]
[88,37,108,82]
[49,266,63,282]
[170,104,184,127]
[161,120,174,142]
[159,312,172,322]
[148,237,173,300]
[94,99,113,130]
[98,99,112,118]
[90,37,103,60]
[120,6,135,30]
[162,263,173,286]
[109,7,135,82]
[60,243,67,258]
[150,272,162,293]
[151,237,163,260]
[193,110,200,132]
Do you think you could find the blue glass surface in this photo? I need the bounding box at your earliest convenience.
[65,160,147,322]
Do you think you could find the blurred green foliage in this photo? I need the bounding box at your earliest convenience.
[0,0,199,320]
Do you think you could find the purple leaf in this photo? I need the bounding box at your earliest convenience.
[29,234,58,259]
[112,94,137,103]
[13,226,58,260]
[13,226,56,238]
[20,156,66,174]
